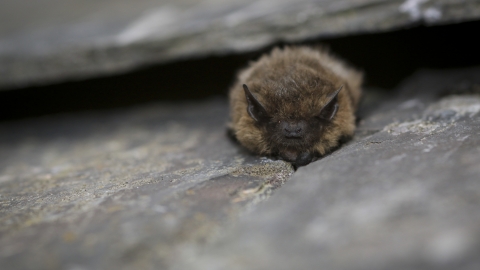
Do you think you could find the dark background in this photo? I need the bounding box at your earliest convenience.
[1,20,479,122]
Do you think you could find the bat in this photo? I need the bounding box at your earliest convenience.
[228,46,362,167]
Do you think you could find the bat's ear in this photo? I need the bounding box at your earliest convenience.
[318,85,342,121]
[243,84,270,124]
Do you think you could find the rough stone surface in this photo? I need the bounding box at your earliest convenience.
[1,0,480,89]
[2,67,480,269]
[174,67,480,270]
[0,100,293,270]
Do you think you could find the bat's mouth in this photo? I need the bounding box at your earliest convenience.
[279,149,313,167]
[293,152,314,166]
[284,135,303,139]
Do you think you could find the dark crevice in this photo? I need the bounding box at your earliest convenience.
[0,19,479,122]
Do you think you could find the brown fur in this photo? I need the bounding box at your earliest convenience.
[228,46,362,165]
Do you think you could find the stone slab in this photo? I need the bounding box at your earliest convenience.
[1,0,480,89]
[2,67,480,270]
[0,100,293,269]
[174,67,480,270]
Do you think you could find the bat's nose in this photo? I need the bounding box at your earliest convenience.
[282,122,305,138]
[284,128,302,137]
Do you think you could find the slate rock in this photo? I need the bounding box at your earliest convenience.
[2,67,480,270]
[1,0,480,88]
[0,100,293,270]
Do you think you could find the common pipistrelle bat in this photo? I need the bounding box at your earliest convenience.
[228,46,362,167]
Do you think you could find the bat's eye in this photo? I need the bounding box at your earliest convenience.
[314,116,323,122]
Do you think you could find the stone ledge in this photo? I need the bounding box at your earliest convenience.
[1,68,480,269]
[1,0,480,89]
[0,99,293,269]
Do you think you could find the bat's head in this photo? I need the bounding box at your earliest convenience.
[243,84,342,166]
